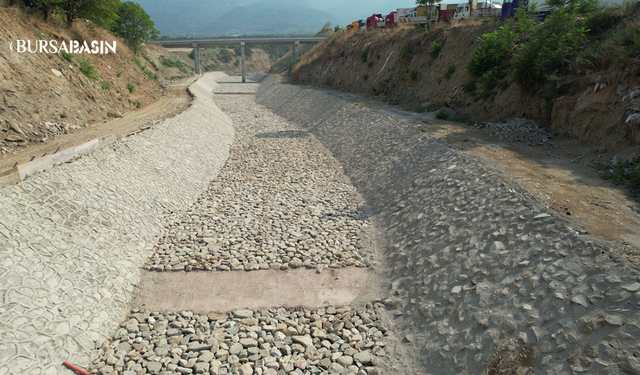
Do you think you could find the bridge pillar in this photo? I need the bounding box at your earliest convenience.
[241,41,246,83]
[292,40,300,64]
[192,43,201,75]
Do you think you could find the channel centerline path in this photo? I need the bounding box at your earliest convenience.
[89,76,396,375]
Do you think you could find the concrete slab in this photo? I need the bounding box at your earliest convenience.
[133,267,372,313]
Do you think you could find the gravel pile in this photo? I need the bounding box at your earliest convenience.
[92,304,388,375]
[482,118,554,147]
[145,94,371,272]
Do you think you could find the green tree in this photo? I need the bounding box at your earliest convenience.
[60,0,120,28]
[111,1,159,53]
[34,0,62,21]
[218,48,233,63]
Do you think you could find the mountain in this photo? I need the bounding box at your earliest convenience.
[135,0,442,37]
[206,0,338,36]
[135,0,260,37]
[303,0,416,27]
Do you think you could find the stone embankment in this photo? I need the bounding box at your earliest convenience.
[145,92,372,272]
[91,77,391,375]
[5,71,640,375]
[0,73,234,375]
[256,76,640,375]
[96,305,388,375]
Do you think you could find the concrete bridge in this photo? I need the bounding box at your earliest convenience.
[149,37,327,82]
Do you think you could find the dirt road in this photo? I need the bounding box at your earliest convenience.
[0,79,196,173]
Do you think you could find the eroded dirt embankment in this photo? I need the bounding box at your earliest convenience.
[292,25,640,151]
[257,76,640,375]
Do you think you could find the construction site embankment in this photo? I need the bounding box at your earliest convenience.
[256,75,640,375]
[0,72,234,375]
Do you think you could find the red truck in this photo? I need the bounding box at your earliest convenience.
[366,14,384,28]
[438,3,456,22]
[384,11,397,28]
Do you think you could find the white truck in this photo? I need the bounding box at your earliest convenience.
[396,7,433,26]
[452,0,502,22]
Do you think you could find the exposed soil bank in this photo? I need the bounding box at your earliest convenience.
[257,76,640,375]
[292,26,640,151]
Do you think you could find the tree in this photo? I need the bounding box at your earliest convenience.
[60,0,120,27]
[33,0,62,21]
[111,1,159,53]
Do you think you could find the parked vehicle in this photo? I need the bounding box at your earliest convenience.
[396,7,429,25]
[501,0,549,19]
[366,14,384,28]
[502,0,526,18]
[438,3,456,22]
[385,11,397,27]
[346,20,359,31]
[453,0,502,22]
[358,19,366,30]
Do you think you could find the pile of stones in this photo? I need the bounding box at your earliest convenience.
[145,95,372,273]
[92,304,389,375]
[481,118,554,147]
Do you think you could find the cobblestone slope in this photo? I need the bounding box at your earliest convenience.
[0,72,234,375]
[256,76,640,375]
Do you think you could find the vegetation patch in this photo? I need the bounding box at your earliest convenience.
[461,78,477,93]
[360,47,368,63]
[428,42,441,59]
[60,50,74,63]
[443,64,456,79]
[135,59,158,80]
[602,156,640,190]
[79,59,100,81]
[400,45,411,59]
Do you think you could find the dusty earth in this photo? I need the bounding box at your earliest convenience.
[329,88,640,260]
[0,77,194,172]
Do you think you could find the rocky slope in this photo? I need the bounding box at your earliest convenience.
[257,75,640,375]
[0,7,169,154]
[0,6,274,160]
[291,24,640,151]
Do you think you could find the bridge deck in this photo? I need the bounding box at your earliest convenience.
[149,37,326,78]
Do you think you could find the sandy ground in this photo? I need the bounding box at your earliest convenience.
[0,78,196,173]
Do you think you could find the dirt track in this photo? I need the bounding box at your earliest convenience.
[0,79,195,172]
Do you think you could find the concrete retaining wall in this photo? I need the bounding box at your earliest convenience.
[0,73,234,375]
[256,76,640,375]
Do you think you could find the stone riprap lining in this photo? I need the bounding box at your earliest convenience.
[94,305,388,375]
[256,76,640,375]
[145,86,372,273]
[0,72,235,375]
